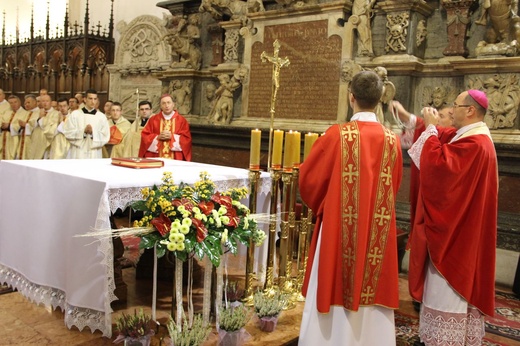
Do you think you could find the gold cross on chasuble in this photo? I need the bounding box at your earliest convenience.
[160,117,175,159]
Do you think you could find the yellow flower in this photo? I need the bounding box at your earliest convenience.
[167,242,177,252]
[182,218,192,227]
[176,242,185,251]
[180,224,190,235]
[221,229,228,244]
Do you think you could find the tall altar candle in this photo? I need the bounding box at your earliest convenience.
[292,131,301,167]
[272,130,284,168]
[303,132,319,161]
[282,131,294,170]
[249,129,261,169]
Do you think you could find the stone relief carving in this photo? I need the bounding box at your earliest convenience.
[224,28,240,63]
[470,74,520,129]
[421,85,458,109]
[203,82,218,116]
[274,0,317,9]
[416,20,427,47]
[169,79,193,115]
[442,1,472,57]
[341,60,363,84]
[475,0,520,56]
[351,0,377,57]
[165,13,202,70]
[114,15,169,74]
[199,0,264,28]
[120,88,161,120]
[385,12,410,53]
[373,66,395,125]
[209,66,248,124]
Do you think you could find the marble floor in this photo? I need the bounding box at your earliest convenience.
[1,266,518,346]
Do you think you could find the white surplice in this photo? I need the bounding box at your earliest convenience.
[63,109,110,159]
[299,228,396,346]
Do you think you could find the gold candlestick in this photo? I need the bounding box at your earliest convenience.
[243,169,261,305]
[264,166,282,295]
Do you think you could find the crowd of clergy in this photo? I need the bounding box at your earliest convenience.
[0,88,152,161]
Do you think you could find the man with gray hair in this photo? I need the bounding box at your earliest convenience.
[27,94,60,159]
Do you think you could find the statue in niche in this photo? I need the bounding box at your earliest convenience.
[472,74,520,129]
[373,66,395,125]
[351,0,377,57]
[422,86,457,109]
[170,79,193,115]
[386,12,409,53]
[210,67,248,124]
[203,83,217,116]
[165,13,202,70]
[475,0,520,56]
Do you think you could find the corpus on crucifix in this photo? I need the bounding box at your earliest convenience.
[260,39,290,170]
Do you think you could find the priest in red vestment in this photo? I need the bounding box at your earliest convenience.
[298,71,403,345]
[407,90,497,346]
[138,94,192,161]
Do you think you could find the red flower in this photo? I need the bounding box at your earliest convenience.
[198,200,215,215]
[191,218,208,242]
[150,213,171,236]
[211,193,233,209]
[225,215,240,228]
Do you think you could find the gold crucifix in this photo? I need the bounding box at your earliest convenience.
[261,39,290,170]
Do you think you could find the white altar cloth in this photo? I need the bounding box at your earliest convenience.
[0,159,270,337]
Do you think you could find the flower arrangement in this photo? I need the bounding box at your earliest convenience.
[131,171,266,267]
[253,289,288,319]
[166,313,211,346]
[218,305,252,346]
[114,308,154,344]
[219,305,251,332]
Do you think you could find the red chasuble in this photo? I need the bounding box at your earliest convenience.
[407,117,454,248]
[138,111,192,161]
[408,126,498,316]
[300,121,403,312]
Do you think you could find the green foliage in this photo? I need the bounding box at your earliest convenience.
[167,314,211,346]
[131,171,267,267]
[253,289,288,318]
[218,305,251,332]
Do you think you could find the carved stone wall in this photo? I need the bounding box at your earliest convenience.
[108,15,171,119]
[107,0,520,256]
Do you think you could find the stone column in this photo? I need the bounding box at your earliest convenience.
[442,0,473,57]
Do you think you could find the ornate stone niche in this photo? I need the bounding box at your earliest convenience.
[108,15,171,119]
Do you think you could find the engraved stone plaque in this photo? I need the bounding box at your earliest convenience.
[248,20,342,121]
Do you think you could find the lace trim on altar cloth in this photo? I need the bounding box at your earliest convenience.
[107,177,272,213]
[419,305,485,346]
[0,265,110,337]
